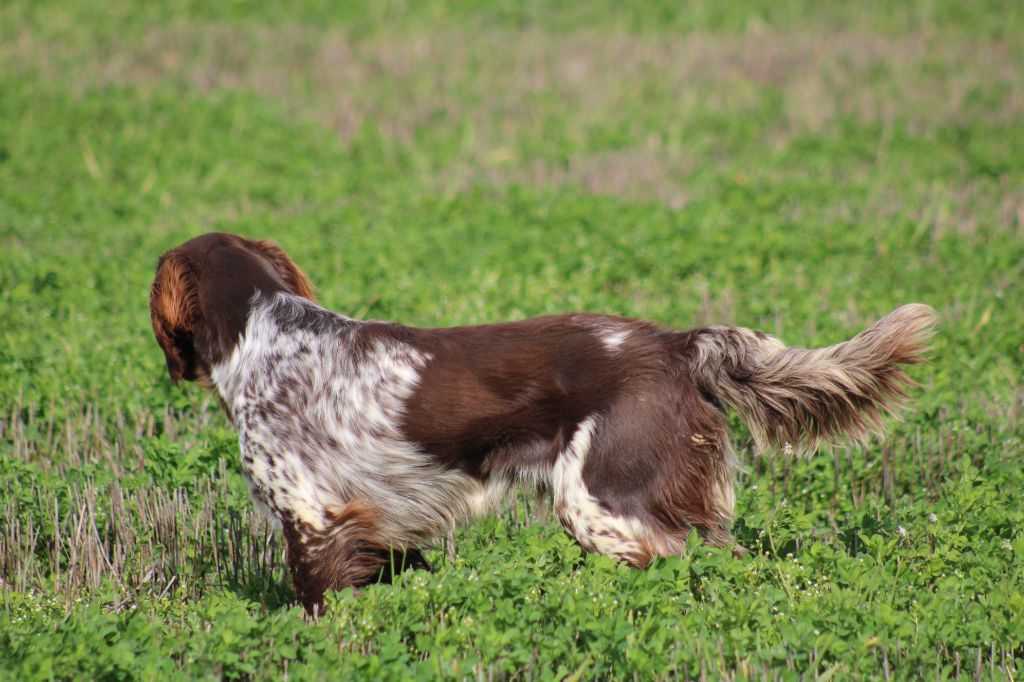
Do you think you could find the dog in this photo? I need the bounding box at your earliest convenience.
[150,232,935,615]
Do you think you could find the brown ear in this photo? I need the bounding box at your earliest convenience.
[150,252,201,383]
[252,240,317,303]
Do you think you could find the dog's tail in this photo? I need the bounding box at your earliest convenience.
[685,304,937,453]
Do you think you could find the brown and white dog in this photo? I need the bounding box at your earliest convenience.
[151,232,935,615]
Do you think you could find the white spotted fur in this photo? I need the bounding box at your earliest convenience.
[586,317,633,352]
[598,329,631,351]
[212,293,485,545]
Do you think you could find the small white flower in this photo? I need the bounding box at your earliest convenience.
[1002,539,1013,552]
[783,442,794,456]
[897,526,908,539]
[928,513,938,524]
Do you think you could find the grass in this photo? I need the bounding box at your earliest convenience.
[1,0,1022,678]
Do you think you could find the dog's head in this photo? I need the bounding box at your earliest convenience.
[150,232,316,384]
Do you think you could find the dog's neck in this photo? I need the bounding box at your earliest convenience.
[208,292,281,408]
[208,292,357,416]
[193,262,292,370]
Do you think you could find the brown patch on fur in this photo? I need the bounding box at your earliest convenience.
[402,314,657,479]
[578,375,739,554]
[282,501,428,616]
[252,239,317,303]
[150,251,205,384]
[625,539,658,569]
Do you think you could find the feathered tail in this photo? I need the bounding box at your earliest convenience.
[687,304,937,453]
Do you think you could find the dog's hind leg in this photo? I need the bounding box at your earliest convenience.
[551,416,661,568]
[552,386,745,567]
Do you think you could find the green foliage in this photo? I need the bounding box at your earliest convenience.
[1,0,1022,678]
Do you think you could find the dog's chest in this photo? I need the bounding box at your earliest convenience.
[224,326,433,529]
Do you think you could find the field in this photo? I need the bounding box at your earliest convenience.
[1,0,1023,678]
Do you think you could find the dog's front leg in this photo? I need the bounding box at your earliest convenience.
[280,503,423,617]
[281,517,331,617]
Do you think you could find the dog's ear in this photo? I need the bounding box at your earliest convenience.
[150,251,201,383]
[252,240,317,303]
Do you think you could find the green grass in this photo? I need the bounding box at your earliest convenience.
[1,0,1023,678]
